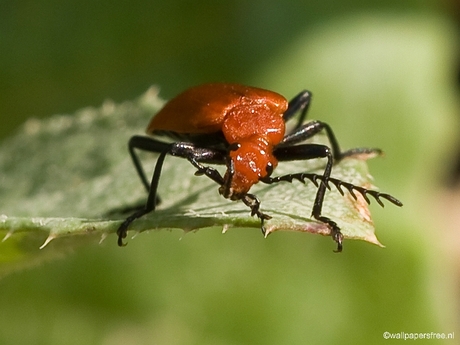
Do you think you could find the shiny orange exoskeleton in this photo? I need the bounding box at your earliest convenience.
[117,83,402,252]
[148,84,287,199]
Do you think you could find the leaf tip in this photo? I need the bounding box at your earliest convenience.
[363,233,385,247]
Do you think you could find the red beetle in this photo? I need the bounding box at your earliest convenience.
[117,83,402,251]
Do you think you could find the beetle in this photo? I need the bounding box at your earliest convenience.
[116,83,402,252]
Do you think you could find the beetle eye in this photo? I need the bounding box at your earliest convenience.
[228,142,241,152]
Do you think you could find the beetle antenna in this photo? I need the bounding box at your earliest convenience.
[323,176,403,207]
[261,173,403,208]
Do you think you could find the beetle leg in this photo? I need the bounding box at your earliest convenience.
[118,137,227,246]
[170,144,225,185]
[280,121,342,160]
[279,120,381,162]
[241,193,272,235]
[283,90,312,131]
[311,181,344,253]
[117,149,169,246]
[128,135,173,191]
[267,143,343,251]
[171,143,275,235]
[128,136,227,189]
[267,143,401,251]
[192,164,224,184]
[282,91,381,161]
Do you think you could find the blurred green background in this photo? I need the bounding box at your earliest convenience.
[1,1,459,344]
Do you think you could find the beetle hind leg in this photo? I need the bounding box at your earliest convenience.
[339,147,383,160]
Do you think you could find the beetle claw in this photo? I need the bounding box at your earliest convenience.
[260,224,266,236]
[332,230,343,253]
[117,225,128,247]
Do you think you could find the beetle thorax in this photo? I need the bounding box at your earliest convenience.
[222,103,286,144]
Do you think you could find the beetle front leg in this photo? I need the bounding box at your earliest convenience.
[268,143,345,251]
[117,138,227,246]
[170,142,226,185]
[311,188,344,253]
[241,193,272,236]
[300,146,345,252]
[117,149,169,246]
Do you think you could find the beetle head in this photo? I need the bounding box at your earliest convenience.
[219,137,277,200]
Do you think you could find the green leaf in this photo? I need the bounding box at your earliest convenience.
[0,86,394,277]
